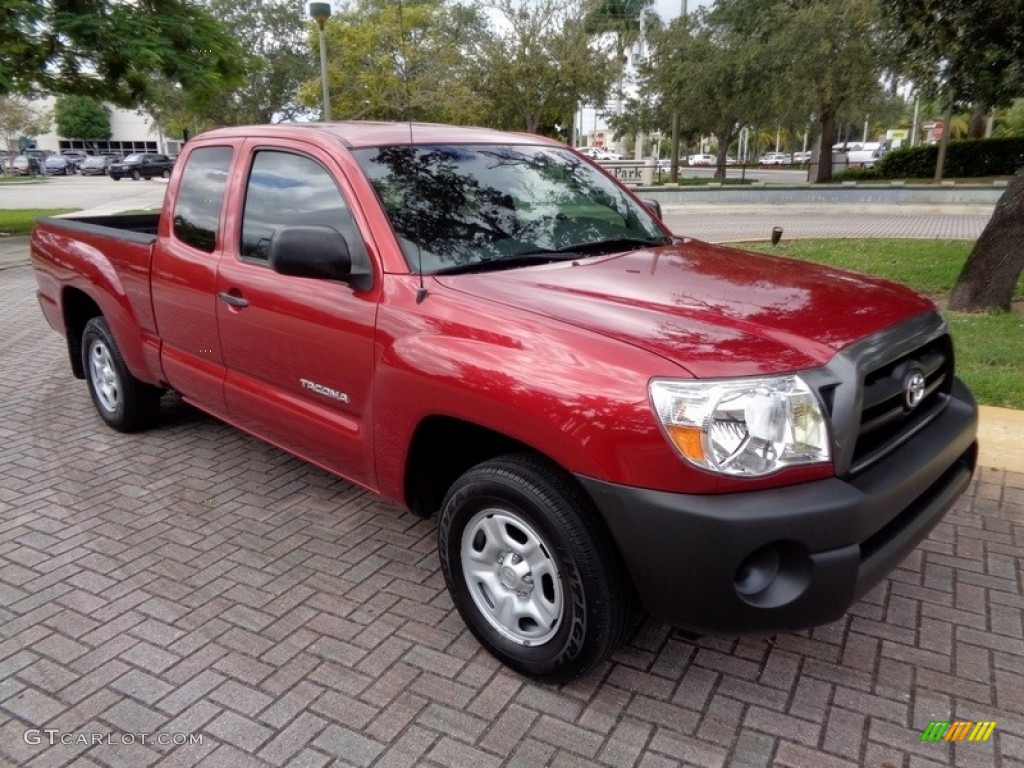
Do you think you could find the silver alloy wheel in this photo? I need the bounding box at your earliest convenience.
[89,340,120,414]
[460,508,564,646]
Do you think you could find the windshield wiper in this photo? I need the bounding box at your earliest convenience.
[555,235,671,255]
[431,251,580,275]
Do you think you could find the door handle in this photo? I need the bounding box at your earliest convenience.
[217,291,249,308]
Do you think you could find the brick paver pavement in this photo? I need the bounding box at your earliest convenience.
[2,263,1023,768]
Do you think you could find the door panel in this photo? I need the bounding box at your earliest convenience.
[151,145,235,415]
[216,145,379,487]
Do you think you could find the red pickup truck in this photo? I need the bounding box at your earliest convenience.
[31,123,978,682]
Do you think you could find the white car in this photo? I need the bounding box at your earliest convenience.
[761,152,790,165]
[687,154,716,166]
[577,147,621,161]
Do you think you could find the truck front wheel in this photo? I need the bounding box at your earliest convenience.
[82,317,161,432]
[438,454,629,683]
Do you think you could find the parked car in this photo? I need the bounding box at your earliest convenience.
[10,151,50,176]
[108,153,175,181]
[61,150,89,171]
[79,155,116,176]
[845,142,887,168]
[577,147,622,161]
[31,121,978,683]
[44,154,75,175]
[687,153,716,166]
[792,150,812,163]
[8,154,30,175]
[761,152,791,166]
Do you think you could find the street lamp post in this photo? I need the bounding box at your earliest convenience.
[310,3,332,121]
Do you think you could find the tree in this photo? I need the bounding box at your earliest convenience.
[471,0,618,134]
[0,96,51,159]
[948,173,1024,312]
[584,0,656,114]
[1,1,247,114]
[202,0,315,125]
[882,0,1024,178]
[298,0,486,124]
[54,97,111,143]
[883,0,1024,310]
[730,0,885,183]
[638,10,772,178]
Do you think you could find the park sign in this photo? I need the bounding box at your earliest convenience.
[598,159,655,186]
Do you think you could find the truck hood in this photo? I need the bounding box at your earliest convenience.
[436,240,935,378]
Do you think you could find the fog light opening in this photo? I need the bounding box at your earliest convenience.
[735,544,781,597]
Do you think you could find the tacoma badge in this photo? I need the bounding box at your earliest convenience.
[300,378,349,403]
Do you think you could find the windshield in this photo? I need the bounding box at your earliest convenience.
[351,144,669,273]
[123,154,146,163]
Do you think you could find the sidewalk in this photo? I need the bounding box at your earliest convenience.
[0,235,30,269]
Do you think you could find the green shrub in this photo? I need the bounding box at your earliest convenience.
[832,168,884,182]
[876,136,1024,178]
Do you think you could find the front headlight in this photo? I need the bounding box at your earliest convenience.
[649,375,831,477]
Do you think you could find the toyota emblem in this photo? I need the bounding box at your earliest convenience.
[904,369,926,410]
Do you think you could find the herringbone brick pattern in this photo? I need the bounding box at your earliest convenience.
[2,265,1022,768]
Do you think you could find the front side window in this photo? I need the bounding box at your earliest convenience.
[351,144,669,273]
[240,150,367,264]
[172,147,233,253]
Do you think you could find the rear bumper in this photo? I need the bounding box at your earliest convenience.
[578,378,978,634]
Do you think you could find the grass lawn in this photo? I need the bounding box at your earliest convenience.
[0,208,79,236]
[744,239,1024,409]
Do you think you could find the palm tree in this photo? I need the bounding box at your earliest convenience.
[584,0,656,115]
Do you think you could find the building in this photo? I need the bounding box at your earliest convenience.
[31,96,180,156]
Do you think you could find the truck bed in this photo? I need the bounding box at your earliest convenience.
[40,212,160,242]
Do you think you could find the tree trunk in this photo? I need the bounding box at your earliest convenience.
[948,173,1024,312]
[967,102,987,139]
[713,122,735,180]
[811,107,837,183]
[934,96,954,181]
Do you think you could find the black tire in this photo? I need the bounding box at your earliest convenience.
[111,175,120,181]
[161,169,170,179]
[131,169,141,181]
[438,453,630,683]
[81,317,161,432]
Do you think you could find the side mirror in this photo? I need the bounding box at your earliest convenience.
[269,225,371,289]
[641,198,662,220]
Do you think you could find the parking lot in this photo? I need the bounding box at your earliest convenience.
[1,185,1021,768]
[0,174,168,216]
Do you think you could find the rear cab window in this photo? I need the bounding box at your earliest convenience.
[172,147,234,253]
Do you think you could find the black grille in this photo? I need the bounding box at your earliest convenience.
[849,334,954,474]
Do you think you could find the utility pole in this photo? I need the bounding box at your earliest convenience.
[634,8,647,160]
[669,0,688,178]
[310,3,332,121]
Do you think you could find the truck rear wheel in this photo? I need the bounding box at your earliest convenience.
[82,317,161,432]
[438,453,629,683]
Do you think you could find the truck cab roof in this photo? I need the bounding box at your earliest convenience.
[197,122,553,149]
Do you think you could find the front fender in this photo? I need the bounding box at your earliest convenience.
[370,278,695,503]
